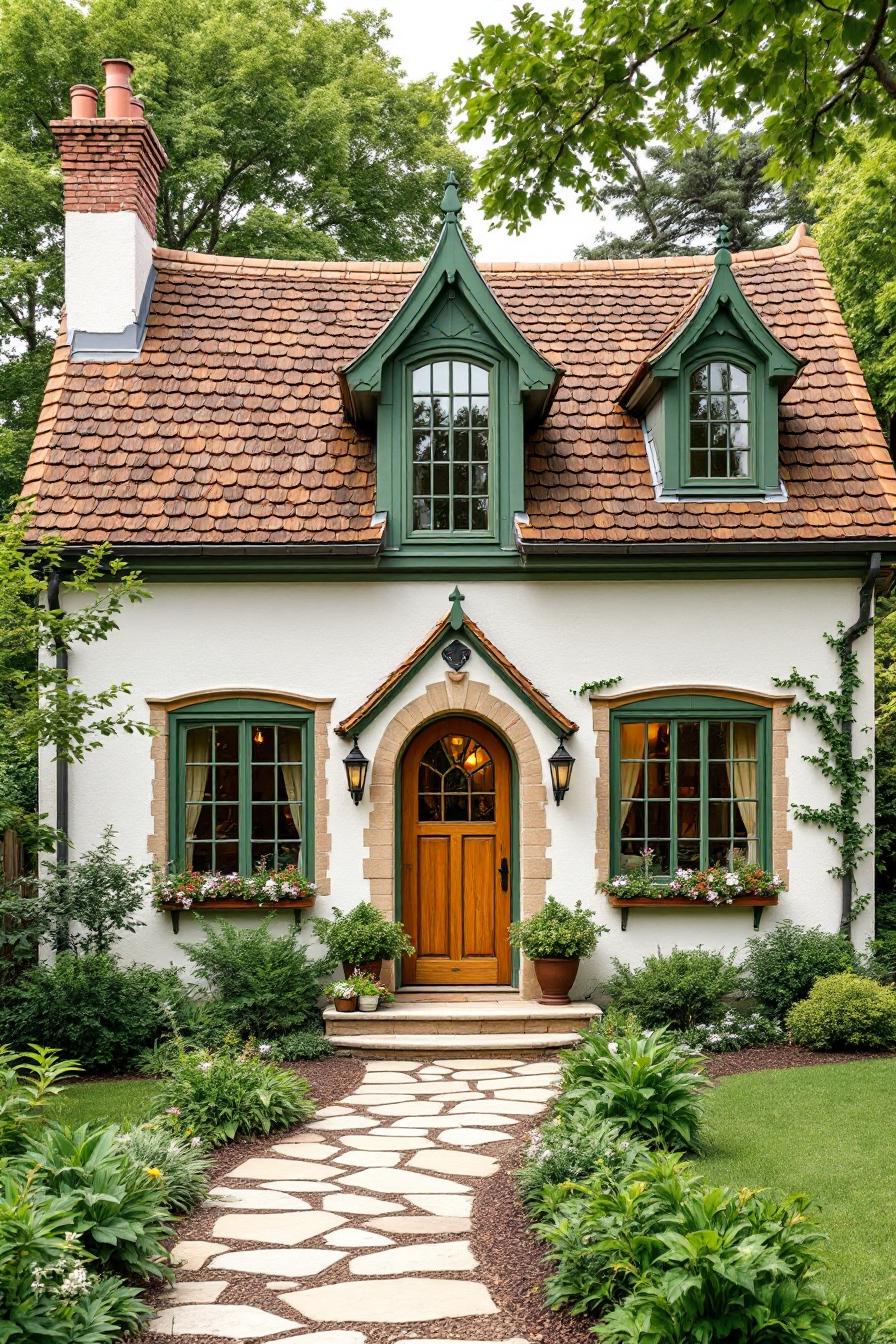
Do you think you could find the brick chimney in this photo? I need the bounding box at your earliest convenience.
[51,60,168,360]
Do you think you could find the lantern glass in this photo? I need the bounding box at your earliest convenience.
[548,739,575,804]
[343,738,369,805]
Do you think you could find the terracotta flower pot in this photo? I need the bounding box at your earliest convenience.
[532,956,579,1005]
[333,994,358,1013]
[342,959,383,980]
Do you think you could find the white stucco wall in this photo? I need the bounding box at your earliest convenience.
[64,211,153,336]
[41,576,876,991]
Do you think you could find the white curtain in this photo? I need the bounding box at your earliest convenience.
[732,722,758,862]
[184,727,211,857]
[278,728,303,844]
[618,723,646,844]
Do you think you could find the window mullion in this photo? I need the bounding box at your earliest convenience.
[699,719,709,869]
[669,717,678,876]
[238,720,251,876]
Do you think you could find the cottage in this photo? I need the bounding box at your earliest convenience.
[24,62,896,1044]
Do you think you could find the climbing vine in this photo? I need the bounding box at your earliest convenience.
[574,676,622,697]
[773,623,873,927]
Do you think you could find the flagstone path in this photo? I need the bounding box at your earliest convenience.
[149,1055,560,1344]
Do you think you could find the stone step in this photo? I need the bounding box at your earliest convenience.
[324,999,598,1039]
[325,1031,583,1057]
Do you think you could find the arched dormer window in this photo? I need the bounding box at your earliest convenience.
[411,359,491,533]
[688,361,751,482]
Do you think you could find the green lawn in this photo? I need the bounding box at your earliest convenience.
[49,1077,159,1128]
[697,1060,896,1313]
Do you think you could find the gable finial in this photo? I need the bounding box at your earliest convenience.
[714,222,732,267]
[448,585,465,630]
[441,170,462,223]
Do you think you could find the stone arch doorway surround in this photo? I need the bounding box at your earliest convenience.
[362,675,551,998]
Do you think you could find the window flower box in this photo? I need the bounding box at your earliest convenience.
[153,866,317,932]
[599,854,783,931]
[606,892,779,931]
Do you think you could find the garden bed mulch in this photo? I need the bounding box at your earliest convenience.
[702,1043,896,1079]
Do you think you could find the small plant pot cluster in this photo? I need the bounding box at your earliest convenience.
[326,972,393,1014]
[315,904,413,1009]
[509,896,607,1004]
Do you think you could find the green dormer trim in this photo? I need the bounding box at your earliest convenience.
[340,174,560,430]
[339,175,561,554]
[623,234,804,498]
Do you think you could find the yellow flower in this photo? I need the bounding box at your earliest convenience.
[145,1167,163,1180]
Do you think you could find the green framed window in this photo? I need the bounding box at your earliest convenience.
[411,359,491,534]
[168,698,314,876]
[610,695,770,879]
[688,360,751,481]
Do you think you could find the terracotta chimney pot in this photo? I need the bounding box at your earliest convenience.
[128,96,145,120]
[70,84,98,119]
[102,58,134,118]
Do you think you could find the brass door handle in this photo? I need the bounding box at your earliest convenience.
[499,857,509,892]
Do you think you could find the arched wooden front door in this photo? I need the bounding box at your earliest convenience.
[401,717,512,986]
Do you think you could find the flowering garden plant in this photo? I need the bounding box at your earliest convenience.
[153,863,317,911]
[599,848,783,906]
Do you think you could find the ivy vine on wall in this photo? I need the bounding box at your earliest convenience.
[773,622,873,933]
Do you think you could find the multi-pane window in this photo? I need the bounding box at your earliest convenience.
[418,732,495,822]
[688,361,750,480]
[173,703,310,875]
[411,360,490,532]
[614,710,764,877]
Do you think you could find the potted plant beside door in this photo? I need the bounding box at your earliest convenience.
[509,898,608,1005]
[313,904,415,980]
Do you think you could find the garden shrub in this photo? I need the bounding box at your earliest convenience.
[0,1174,150,1344]
[117,1121,210,1213]
[535,1149,833,1342]
[40,828,150,955]
[24,1122,173,1281]
[0,1044,81,1156]
[744,919,857,1018]
[0,954,185,1072]
[556,1024,705,1151]
[787,972,896,1051]
[312,902,413,965]
[183,917,328,1039]
[509,896,607,959]
[273,1029,335,1061]
[605,946,741,1029]
[153,1045,315,1146]
[680,1008,785,1053]
[864,932,896,985]
[518,1113,648,1212]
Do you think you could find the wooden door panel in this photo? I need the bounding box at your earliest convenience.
[461,834,496,957]
[416,836,450,957]
[401,716,512,987]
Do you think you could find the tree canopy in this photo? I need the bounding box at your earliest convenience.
[449,0,896,231]
[0,0,468,509]
[576,120,811,259]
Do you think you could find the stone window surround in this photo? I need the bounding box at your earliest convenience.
[591,684,793,889]
[147,688,333,896]
[363,671,551,999]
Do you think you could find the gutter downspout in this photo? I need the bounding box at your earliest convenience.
[839,550,881,938]
[46,570,68,951]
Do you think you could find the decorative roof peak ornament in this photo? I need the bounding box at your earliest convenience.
[448,585,466,630]
[441,169,462,223]
[714,222,732,268]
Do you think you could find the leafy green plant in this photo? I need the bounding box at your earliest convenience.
[117,1121,210,1214]
[182,916,328,1039]
[0,1173,150,1344]
[0,1045,81,1157]
[864,932,896,985]
[830,1300,896,1344]
[744,920,857,1018]
[605,947,742,1029]
[680,1009,784,1053]
[313,903,414,965]
[787,973,896,1051]
[273,1030,334,1062]
[0,955,185,1073]
[518,1113,648,1211]
[24,1122,173,1281]
[153,1047,314,1147]
[557,1025,705,1151]
[326,980,357,1001]
[347,973,383,997]
[509,896,607,959]
[41,829,149,954]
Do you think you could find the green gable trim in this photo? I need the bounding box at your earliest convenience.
[624,245,805,498]
[335,589,577,740]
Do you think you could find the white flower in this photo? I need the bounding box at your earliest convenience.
[191,1136,202,1147]
[258,1043,272,1055]
[58,1266,90,1298]
[607,1041,619,1054]
[198,1060,212,1072]
[725,872,739,887]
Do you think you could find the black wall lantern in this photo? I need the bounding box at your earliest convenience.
[343,737,369,805]
[548,736,575,805]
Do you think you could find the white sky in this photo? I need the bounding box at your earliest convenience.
[324,0,598,261]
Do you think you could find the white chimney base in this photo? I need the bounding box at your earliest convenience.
[65,210,155,361]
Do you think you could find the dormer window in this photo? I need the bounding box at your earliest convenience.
[688,361,751,482]
[412,360,491,532]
